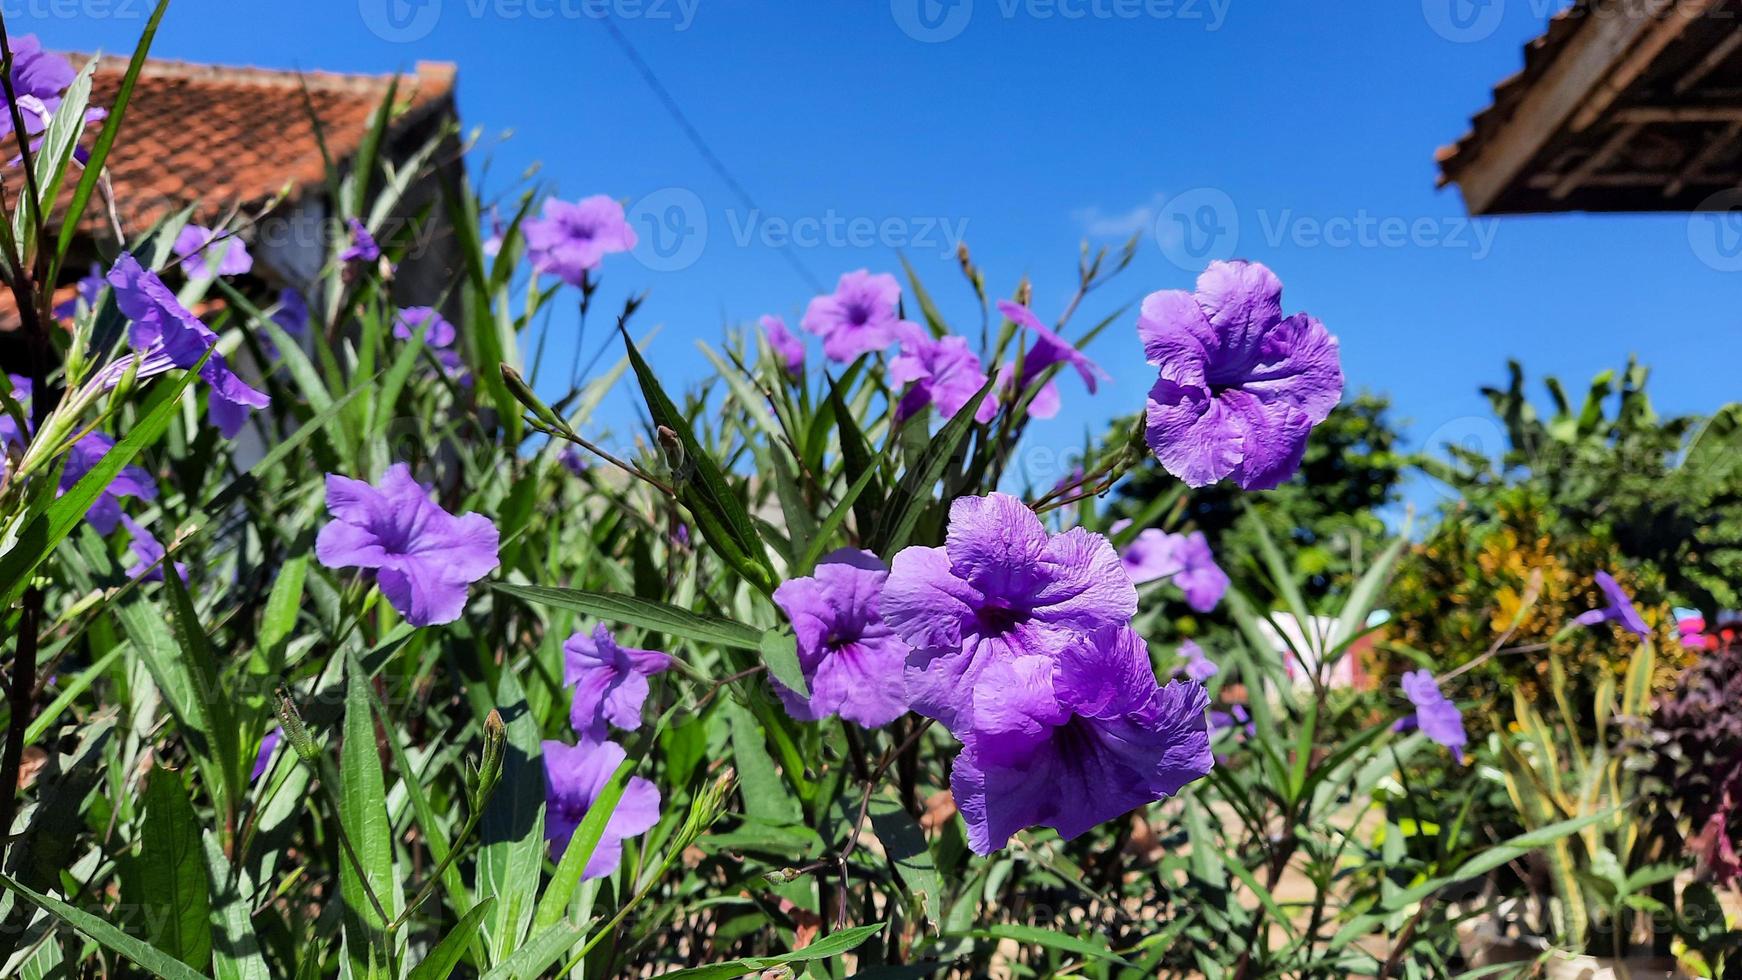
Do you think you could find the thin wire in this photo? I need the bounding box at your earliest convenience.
[594,15,825,293]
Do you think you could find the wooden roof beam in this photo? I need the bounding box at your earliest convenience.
[1665,118,1742,196]
[1569,0,1721,132]
[1453,11,1661,214]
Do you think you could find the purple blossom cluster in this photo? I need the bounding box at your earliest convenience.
[1395,669,1467,758]
[1113,520,1229,613]
[806,494,1209,851]
[544,626,671,875]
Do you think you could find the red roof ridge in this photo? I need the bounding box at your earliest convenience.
[63,52,457,100]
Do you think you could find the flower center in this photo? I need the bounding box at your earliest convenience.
[974,601,1027,637]
[843,301,872,327]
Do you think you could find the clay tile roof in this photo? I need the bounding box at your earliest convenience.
[1435,4,1594,189]
[35,55,457,233]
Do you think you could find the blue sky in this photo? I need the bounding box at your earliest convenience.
[34,0,1742,511]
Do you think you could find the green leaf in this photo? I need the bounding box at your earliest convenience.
[796,463,879,576]
[201,830,269,980]
[493,583,764,651]
[137,768,213,971]
[873,376,992,559]
[655,922,887,979]
[961,925,1136,967]
[0,872,211,980]
[477,669,545,964]
[478,920,584,980]
[1386,807,1620,909]
[339,656,396,971]
[53,0,170,267]
[758,628,808,700]
[161,567,242,810]
[825,377,885,537]
[407,898,496,980]
[533,752,636,930]
[724,700,801,825]
[0,357,202,608]
[868,794,942,928]
[620,326,774,591]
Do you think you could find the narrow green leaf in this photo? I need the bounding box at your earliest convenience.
[656,922,887,979]
[620,325,774,591]
[137,768,213,971]
[477,669,545,964]
[339,656,395,971]
[873,376,993,558]
[758,629,808,700]
[493,583,764,651]
[407,898,495,980]
[0,873,210,980]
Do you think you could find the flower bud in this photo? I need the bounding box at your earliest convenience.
[473,708,507,808]
[275,688,321,764]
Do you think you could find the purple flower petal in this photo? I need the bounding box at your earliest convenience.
[761,315,805,375]
[315,464,500,627]
[564,625,671,740]
[173,225,253,279]
[883,493,1135,732]
[543,738,661,879]
[772,549,910,728]
[525,195,637,286]
[889,324,996,424]
[1139,261,1341,490]
[1399,669,1466,756]
[951,626,1213,854]
[801,270,902,363]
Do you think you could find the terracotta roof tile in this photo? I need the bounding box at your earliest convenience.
[16,55,456,234]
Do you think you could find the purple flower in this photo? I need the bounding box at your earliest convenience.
[760,315,805,376]
[314,464,501,627]
[60,432,157,535]
[888,323,997,424]
[995,299,1105,413]
[393,306,457,348]
[1,36,72,140]
[881,492,1136,732]
[949,625,1213,854]
[1176,639,1218,683]
[524,195,637,286]
[564,625,671,741]
[53,264,104,320]
[119,514,187,583]
[250,728,282,783]
[1139,261,1343,491]
[1398,669,1466,757]
[105,253,269,438]
[542,738,661,879]
[1574,571,1650,638]
[1,374,30,455]
[801,270,903,363]
[559,446,590,476]
[1210,704,1252,734]
[339,218,380,263]
[173,225,253,279]
[772,549,911,728]
[482,207,505,257]
[1112,522,1228,613]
